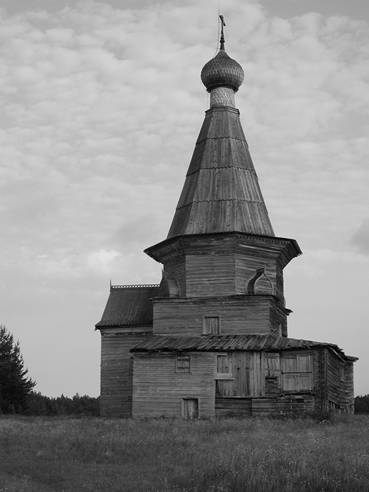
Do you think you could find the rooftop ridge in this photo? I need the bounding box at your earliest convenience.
[111,283,160,290]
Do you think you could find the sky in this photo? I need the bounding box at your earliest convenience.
[0,0,368,397]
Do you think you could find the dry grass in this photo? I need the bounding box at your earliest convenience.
[0,415,369,491]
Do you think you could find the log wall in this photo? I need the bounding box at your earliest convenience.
[132,352,215,418]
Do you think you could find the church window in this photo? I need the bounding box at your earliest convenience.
[176,355,190,373]
[203,316,220,335]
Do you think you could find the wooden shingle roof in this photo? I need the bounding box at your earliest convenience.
[131,334,357,361]
[95,284,160,328]
[167,106,274,238]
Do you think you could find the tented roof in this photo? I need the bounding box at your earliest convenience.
[167,106,274,238]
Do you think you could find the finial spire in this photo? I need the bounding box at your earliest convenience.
[219,14,226,50]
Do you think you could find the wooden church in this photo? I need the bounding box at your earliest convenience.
[96,23,357,419]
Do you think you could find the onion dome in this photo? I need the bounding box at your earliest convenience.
[201,49,244,93]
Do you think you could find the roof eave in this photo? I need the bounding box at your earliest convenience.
[145,231,302,265]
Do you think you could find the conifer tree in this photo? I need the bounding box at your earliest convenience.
[0,325,35,413]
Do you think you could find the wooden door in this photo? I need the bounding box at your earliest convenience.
[182,398,199,419]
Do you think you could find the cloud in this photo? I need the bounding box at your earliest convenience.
[0,0,368,396]
[351,219,369,256]
[86,249,121,273]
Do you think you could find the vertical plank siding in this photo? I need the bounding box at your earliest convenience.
[132,352,215,418]
[326,350,355,413]
[100,330,150,417]
[214,350,323,417]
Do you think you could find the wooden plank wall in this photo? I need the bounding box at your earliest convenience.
[275,259,285,305]
[216,350,318,417]
[251,395,315,417]
[186,254,235,297]
[132,352,215,418]
[100,330,150,418]
[235,254,277,297]
[164,257,186,297]
[269,303,287,336]
[326,350,355,413]
[215,397,252,417]
[312,349,326,415]
[153,297,276,336]
[216,352,264,397]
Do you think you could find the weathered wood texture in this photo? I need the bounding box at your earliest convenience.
[167,106,275,237]
[186,254,235,297]
[215,397,252,417]
[146,232,301,272]
[215,350,314,398]
[214,350,320,416]
[213,348,353,417]
[130,349,319,418]
[146,234,298,311]
[235,254,277,297]
[251,395,315,417]
[96,285,159,328]
[132,352,215,418]
[326,350,355,413]
[100,330,150,417]
[215,394,315,417]
[164,256,186,297]
[153,296,282,336]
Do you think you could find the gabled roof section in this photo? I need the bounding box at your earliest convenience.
[132,334,357,362]
[95,284,161,328]
[167,106,274,238]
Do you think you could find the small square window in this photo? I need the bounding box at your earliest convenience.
[176,355,190,373]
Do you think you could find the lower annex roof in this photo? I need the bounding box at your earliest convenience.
[131,334,357,361]
[95,284,161,328]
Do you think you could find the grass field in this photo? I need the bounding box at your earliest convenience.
[0,415,369,491]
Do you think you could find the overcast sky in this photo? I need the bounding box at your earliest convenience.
[0,0,368,397]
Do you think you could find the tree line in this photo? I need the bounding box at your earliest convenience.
[0,325,98,416]
[1,324,369,416]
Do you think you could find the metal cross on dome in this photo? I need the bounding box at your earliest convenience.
[219,14,226,50]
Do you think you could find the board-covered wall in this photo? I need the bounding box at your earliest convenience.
[132,352,215,418]
[153,296,283,336]
[326,350,354,413]
[100,329,151,417]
